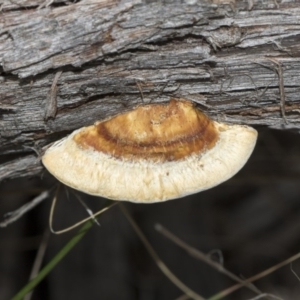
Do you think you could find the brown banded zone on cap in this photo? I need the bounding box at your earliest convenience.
[73,99,219,162]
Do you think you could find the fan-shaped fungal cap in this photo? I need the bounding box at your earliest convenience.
[42,99,257,203]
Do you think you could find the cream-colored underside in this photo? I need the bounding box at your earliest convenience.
[42,123,257,203]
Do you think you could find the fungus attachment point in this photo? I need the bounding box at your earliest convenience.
[42,99,257,203]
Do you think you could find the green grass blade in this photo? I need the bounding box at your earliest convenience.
[12,219,93,300]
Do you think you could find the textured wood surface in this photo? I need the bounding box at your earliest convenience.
[1,0,300,181]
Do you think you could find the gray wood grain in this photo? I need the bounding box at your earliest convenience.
[1,0,300,181]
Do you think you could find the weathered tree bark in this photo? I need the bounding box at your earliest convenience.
[1,0,300,181]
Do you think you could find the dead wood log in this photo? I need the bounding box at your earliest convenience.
[1,0,300,181]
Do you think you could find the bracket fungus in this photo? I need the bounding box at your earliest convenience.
[42,99,257,203]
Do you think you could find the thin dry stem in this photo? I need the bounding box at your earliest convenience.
[72,191,101,227]
[208,252,300,300]
[155,223,262,296]
[49,187,117,234]
[0,190,50,227]
[247,294,283,300]
[119,204,205,300]
[24,228,51,300]
[290,263,300,282]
